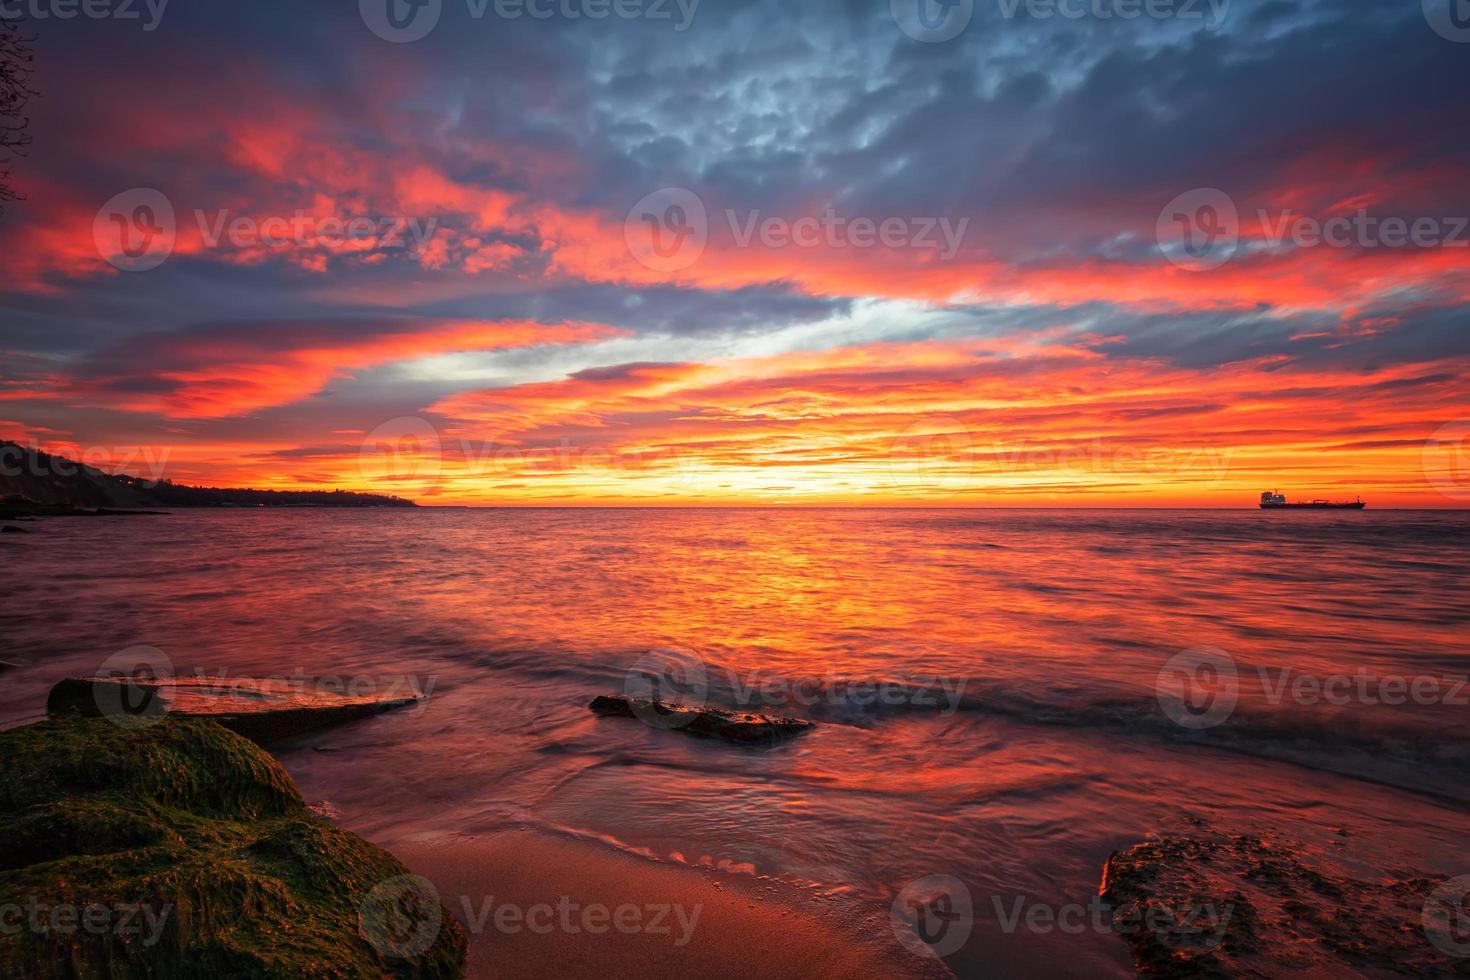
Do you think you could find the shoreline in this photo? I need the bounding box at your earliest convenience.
[388,827,949,980]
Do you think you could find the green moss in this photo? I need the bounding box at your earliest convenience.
[0,717,465,979]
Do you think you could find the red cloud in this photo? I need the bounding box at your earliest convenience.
[56,319,620,419]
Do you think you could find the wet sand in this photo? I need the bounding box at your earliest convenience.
[392,828,947,980]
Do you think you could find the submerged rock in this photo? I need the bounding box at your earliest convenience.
[1,524,26,533]
[47,675,426,745]
[0,717,465,978]
[1099,831,1460,977]
[589,694,815,744]
[0,495,165,519]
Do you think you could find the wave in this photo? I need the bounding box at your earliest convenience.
[680,668,1470,805]
[426,640,1470,805]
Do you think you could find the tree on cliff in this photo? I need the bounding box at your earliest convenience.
[0,14,37,212]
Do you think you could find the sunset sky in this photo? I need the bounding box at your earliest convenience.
[2,0,1468,506]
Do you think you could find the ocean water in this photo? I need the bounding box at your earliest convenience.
[3,508,1469,976]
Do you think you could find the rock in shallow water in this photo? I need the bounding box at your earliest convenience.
[47,675,426,745]
[1099,831,1461,977]
[0,717,465,978]
[589,694,815,744]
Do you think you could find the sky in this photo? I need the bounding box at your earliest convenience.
[1,0,1468,506]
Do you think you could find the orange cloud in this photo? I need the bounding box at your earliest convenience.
[327,334,1470,507]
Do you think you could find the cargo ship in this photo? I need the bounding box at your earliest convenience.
[1260,491,1365,509]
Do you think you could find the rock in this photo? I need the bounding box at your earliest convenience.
[1099,831,1458,977]
[0,661,20,671]
[0,716,465,978]
[1,525,26,533]
[47,675,427,745]
[589,694,815,744]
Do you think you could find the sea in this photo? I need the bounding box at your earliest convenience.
[3,508,1468,976]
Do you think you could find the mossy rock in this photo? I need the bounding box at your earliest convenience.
[0,717,466,979]
[1099,831,1467,978]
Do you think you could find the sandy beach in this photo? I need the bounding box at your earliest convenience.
[392,828,949,980]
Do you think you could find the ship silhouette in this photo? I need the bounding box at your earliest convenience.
[1260,490,1365,510]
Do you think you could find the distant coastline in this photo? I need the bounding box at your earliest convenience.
[0,442,416,513]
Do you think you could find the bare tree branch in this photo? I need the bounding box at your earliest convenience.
[0,14,39,208]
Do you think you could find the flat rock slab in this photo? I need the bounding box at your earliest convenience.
[1099,830,1457,977]
[47,676,424,744]
[589,694,814,744]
